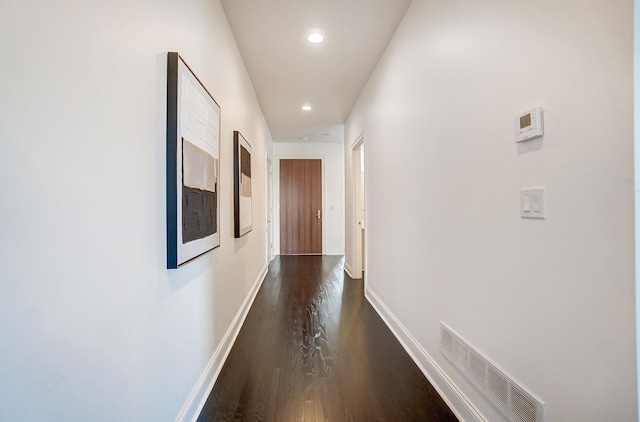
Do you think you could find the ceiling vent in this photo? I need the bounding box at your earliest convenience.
[440,323,545,422]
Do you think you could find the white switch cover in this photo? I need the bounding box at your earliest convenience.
[521,187,545,219]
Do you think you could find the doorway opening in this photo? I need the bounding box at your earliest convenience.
[267,156,275,262]
[352,137,365,279]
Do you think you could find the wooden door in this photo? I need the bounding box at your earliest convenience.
[280,159,322,254]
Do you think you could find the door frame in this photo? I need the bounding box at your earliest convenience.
[266,155,275,262]
[274,155,326,255]
[351,135,365,279]
[634,0,639,410]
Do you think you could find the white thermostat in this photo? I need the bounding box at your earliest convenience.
[515,107,543,142]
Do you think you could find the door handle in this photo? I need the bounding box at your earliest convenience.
[317,210,321,219]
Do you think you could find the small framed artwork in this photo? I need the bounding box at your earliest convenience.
[166,52,221,268]
[233,131,252,238]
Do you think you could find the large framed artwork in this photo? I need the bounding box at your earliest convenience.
[166,52,221,268]
[233,131,252,238]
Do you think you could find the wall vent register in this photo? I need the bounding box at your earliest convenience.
[441,323,546,422]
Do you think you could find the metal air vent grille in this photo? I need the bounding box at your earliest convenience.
[440,322,545,422]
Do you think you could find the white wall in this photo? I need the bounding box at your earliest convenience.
[345,0,636,420]
[636,1,640,419]
[273,142,345,255]
[0,1,272,421]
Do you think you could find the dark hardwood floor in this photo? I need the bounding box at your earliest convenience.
[197,255,458,422]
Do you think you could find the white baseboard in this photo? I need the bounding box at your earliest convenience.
[343,262,355,278]
[175,264,269,422]
[365,288,486,422]
[323,250,345,256]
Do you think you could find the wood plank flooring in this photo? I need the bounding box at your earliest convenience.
[197,255,458,422]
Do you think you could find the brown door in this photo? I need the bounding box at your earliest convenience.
[279,159,322,254]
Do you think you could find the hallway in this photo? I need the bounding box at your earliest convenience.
[197,255,457,421]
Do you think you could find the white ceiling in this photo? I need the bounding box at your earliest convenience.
[220,0,412,143]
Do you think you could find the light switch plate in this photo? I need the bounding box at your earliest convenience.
[521,187,545,219]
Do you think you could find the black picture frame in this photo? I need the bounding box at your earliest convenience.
[167,52,221,268]
[233,131,252,238]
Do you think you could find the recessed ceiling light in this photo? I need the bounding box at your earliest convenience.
[302,105,312,111]
[307,33,324,43]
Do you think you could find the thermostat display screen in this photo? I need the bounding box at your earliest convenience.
[520,114,531,129]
